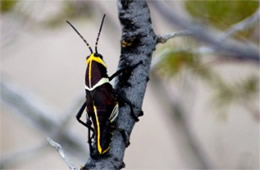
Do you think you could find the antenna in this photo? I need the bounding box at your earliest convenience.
[66,20,93,54]
[95,14,106,54]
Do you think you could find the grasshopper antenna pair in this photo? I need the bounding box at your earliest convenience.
[66,14,106,54]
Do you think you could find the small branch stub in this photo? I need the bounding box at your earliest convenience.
[47,137,78,170]
[157,30,193,43]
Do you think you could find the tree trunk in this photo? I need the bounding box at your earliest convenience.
[83,0,157,169]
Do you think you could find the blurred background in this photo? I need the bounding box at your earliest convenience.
[0,0,259,169]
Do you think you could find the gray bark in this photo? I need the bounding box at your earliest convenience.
[83,0,157,169]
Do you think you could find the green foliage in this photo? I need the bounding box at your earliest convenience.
[156,1,260,119]
[157,46,259,119]
[158,48,215,82]
[242,75,259,97]
[0,0,17,13]
[159,49,195,76]
[212,75,259,115]
[185,0,259,30]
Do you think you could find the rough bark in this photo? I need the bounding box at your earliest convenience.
[83,0,157,169]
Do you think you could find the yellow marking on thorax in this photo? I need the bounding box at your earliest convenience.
[86,54,107,88]
[86,54,107,68]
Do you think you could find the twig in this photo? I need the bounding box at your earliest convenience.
[153,9,259,66]
[157,30,193,43]
[0,78,86,167]
[47,137,78,170]
[218,9,260,42]
[0,79,88,162]
[151,1,260,63]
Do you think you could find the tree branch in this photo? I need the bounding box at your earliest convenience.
[157,30,193,43]
[0,79,88,162]
[83,0,157,169]
[150,74,213,169]
[151,1,260,63]
[218,9,260,42]
[47,137,78,170]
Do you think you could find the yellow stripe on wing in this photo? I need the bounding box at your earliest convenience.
[93,104,110,154]
[88,59,92,87]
